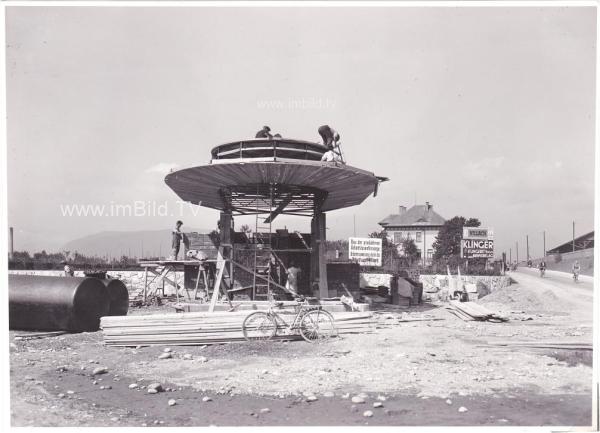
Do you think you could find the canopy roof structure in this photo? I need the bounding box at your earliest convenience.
[165,138,387,216]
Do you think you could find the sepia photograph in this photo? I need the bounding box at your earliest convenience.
[2,2,597,429]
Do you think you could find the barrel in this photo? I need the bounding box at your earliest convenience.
[100,279,129,316]
[9,275,110,332]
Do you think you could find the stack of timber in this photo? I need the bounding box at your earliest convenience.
[101,310,374,346]
[486,341,592,351]
[447,301,508,322]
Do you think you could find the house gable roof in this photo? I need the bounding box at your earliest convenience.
[378,205,446,228]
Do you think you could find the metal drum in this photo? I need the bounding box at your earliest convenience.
[9,275,110,332]
[101,279,129,316]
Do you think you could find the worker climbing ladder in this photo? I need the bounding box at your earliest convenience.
[252,183,274,300]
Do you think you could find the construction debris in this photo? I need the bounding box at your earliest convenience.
[446,301,508,322]
[100,310,374,346]
[486,341,592,351]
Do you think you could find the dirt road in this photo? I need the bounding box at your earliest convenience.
[509,268,593,323]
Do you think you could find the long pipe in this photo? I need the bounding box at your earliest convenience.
[100,279,129,316]
[9,275,110,332]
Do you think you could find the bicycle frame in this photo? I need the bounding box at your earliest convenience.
[266,300,323,333]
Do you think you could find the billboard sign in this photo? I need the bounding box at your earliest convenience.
[461,227,494,259]
[349,237,382,267]
[462,227,494,240]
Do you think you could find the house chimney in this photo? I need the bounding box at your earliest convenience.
[398,205,406,215]
[426,202,432,211]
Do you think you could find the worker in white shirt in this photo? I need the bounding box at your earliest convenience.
[321,145,336,162]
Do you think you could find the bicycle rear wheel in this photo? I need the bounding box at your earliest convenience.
[299,309,336,343]
[242,312,277,341]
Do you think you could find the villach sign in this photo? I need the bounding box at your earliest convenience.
[461,227,494,259]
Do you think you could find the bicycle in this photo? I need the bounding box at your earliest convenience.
[242,296,337,343]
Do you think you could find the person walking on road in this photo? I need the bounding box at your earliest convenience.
[572,260,581,282]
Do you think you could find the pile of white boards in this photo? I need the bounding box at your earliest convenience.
[101,310,374,346]
[446,301,508,322]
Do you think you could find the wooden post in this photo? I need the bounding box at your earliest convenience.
[143,266,148,303]
[309,201,328,299]
[310,214,318,295]
[208,211,233,312]
[318,211,328,299]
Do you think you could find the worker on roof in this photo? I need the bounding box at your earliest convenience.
[321,144,344,163]
[318,125,345,163]
[318,125,340,148]
[255,125,273,139]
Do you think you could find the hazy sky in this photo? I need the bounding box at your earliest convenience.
[6,6,597,258]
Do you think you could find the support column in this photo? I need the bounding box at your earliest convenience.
[310,215,318,296]
[219,210,233,293]
[310,201,328,299]
[209,211,233,312]
[317,212,328,299]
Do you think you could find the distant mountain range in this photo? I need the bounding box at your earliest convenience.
[60,228,209,259]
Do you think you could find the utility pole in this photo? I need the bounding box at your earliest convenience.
[509,248,512,263]
[526,235,529,262]
[353,215,356,237]
[516,241,519,263]
[543,230,546,257]
[9,227,14,260]
[572,221,576,253]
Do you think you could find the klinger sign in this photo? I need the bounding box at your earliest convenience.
[348,237,382,267]
[461,227,494,259]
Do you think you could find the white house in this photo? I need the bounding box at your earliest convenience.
[378,202,446,265]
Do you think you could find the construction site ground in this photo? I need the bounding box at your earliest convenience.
[9,268,594,427]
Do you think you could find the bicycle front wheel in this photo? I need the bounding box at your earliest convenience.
[299,309,336,343]
[242,312,277,341]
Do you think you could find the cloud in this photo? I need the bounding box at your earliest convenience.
[145,163,180,175]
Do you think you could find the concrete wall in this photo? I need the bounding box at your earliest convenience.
[8,270,184,295]
[419,274,512,301]
[529,248,594,276]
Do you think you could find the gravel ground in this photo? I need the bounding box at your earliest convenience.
[9,272,594,426]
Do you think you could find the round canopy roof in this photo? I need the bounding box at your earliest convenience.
[165,159,382,213]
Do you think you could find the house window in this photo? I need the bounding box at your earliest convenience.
[416,231,422,242]
[393,231,403,244]
[427,249,433,259]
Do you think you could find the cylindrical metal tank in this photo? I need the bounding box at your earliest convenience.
[9,275,110,332]
[101,279,129,316]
